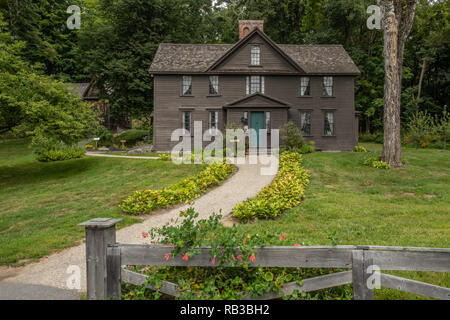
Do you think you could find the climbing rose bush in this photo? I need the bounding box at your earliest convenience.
[119,163,233,215]
[122,208,352,300]
[232,152,310,222]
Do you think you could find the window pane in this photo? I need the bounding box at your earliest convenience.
[261,76,265,94]
[250,76,260,94]
[265,112,270,130]
[209,76,219,95]
[300,111,311,136]
[300,77,310,96]
[246,76,249,95]
[242,112,248,126]
[323,76,333,96]
[324,111,334,136]
[209,111,219,130]
[251,45,260,65]
[182,111,191,133]
[182,76,192,95]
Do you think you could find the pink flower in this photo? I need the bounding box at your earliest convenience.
[294,243,302,247]
[164,253,170,261]
[236,254,243,260]
[243,238,248,244]
[142,232,148,239]
[212,257,216,265]
[182,253,189,261]
[173,245,176,249]
[129,265,135,269]
[280,233,287,241]
[232,256,236,261]
[249,254,256,262]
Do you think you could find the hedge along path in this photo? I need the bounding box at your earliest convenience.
[232,152,310,221]
[0,157,277,299]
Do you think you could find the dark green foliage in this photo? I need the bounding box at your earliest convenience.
[36,146,85,162]
[112,129,150,147]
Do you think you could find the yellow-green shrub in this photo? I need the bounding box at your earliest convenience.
[232,152,310,222]
[119,163,233,215]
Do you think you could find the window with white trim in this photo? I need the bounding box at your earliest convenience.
[246,76,265,94]
[250,45,260,65]
[300,111,312,136]
[209,111,219,130]
[323,76,333,96]
[182,76,192,95]
[182,111,191,133]
[324,111,335,136]
[300,77,310,96]
[209,76,219,95]
[265,112,271,131]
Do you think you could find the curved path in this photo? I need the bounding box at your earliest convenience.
[0,157,276,300]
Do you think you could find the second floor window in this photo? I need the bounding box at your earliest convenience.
[182,111,191,133]
[182,76,192,95]
[300,111,312,136]
[324,111,335,136]
[209,111,219,130]
[300,77,310,96]
[250,45,260,65]
[246,76,265,94]
[209,76,219,95]
[323,76,333,96]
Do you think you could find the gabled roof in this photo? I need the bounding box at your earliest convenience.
[65,83,91,98]
[206,28,304,73]
[224,93,291,108]
[149,29,360,75]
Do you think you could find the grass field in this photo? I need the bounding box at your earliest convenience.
[236,143,450,299]
[0,139,206,265]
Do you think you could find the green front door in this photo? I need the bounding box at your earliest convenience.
[250,111,264,147]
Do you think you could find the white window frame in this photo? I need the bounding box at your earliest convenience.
[209,76,219,95]
[323,76,333,96]
[300,77,310,96]
[246,76,265,95]
[250,45,261,65]
[324,111,335,136]
[300,110,312,136]
[182,76,192,95]
[208,111,219,131]
[182,111,191,133]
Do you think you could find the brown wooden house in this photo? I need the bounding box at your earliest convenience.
[149,20,360,151]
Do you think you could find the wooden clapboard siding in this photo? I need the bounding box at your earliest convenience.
[214,33,297,73]
[154,74,357,151]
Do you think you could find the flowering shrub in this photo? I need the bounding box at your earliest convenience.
[232,152,310,222]
[354,145,368,152]
[122,209,351,300]
[363,155,390,169]
[119,163,233,215]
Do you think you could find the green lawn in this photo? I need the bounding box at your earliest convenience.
[236,143,450,299]
[0,139,206,265]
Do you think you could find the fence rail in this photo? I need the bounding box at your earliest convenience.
[79,218,450,300]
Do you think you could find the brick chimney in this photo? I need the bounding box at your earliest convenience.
[239,20,264,39]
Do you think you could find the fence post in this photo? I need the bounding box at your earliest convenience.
[78,218,122,300]
[352,247,374,300]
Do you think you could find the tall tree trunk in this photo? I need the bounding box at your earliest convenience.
[382,11,402,167]
[380,0,417,168]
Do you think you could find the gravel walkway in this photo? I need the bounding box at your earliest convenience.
[0,157,276,300]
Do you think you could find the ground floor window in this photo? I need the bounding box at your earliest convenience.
[182,111,191,133]
[209,111,219,130]
[300,110,312,136]
[265,111,271,131]
[324,111,335,136]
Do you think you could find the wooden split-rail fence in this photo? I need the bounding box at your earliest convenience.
[79,218,450,300]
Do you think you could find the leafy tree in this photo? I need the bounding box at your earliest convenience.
[0,14,98,156]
